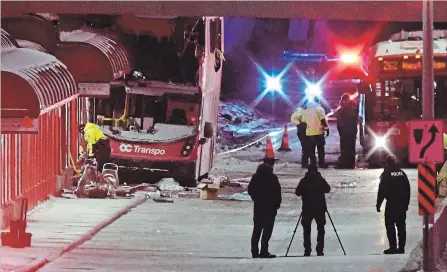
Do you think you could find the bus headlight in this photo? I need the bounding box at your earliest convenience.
[374,136,387,149]
[181,137,196,157]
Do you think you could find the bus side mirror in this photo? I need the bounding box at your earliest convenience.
[204,122,213,138]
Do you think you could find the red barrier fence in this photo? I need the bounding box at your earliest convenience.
[1,98,87,229]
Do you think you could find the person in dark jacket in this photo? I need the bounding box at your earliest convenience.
[376,155,411,254]
[336,93,359,169]
[248,158,282,259]
[295,163,331,256]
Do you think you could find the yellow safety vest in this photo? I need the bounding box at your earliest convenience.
[302,104,327,136]
[83,123,108,156]
[290,108,304,125]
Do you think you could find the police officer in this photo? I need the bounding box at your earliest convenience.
[248,158,282,259]
[291,100,308,167]
[336,93,359,169]
[295,163,331,256]
[79,123,111,173]
[376,155,411,254]
[302,97,329,168]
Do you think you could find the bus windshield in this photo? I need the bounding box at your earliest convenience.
[93,88,201,142]
[367,78,447,121]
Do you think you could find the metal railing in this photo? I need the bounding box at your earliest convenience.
[1,98,87,229]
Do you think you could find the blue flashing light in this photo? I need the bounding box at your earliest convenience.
[265,75,282,92]
[304,83,322,100]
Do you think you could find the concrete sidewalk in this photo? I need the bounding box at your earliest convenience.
[1,195,147,272]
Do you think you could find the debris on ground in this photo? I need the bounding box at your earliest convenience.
[153,197,174,203]
[177,190,200,199]
[71,160,154,199]
[147,191,161,198]
[230,191,252,201]
[197,178,221,200]
[219,191,252,201]
[334,181,358,189]
[219,176,243,187]
[157,178,184,191]
[66,162,155,199]
[227,177,251,184]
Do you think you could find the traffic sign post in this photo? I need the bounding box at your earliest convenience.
[421,0,435,271]
[417,163,437,216]
[409,120,444,164]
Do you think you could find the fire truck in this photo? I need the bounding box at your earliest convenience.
[84,16,224,186]
[360,29,447,167]
[280,51,369,114]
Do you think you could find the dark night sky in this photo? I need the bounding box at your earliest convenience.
[224,17,447,55]
[221,17,447,105]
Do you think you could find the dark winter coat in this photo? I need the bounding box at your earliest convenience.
[337,100,359,135]
[248,163,282,217]
[295,171,331,214]
[377,166,411,212]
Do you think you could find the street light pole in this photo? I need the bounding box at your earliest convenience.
[422,0,434,271]
[422,0,434,120]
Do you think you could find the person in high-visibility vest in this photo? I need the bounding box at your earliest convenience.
[291,100,309,167]
[301,97,329,168]
[78,123,111,173]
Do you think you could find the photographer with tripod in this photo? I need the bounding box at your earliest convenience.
[248,158,282,259]
[295,163,330,256]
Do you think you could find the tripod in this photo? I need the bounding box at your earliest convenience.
[285,210,346,257]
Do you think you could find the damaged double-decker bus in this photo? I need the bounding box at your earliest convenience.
[83,16,224,186]
[361,29,447,167]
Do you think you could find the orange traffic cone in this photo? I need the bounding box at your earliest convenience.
[278,125,292,152]
[263,135,276,160]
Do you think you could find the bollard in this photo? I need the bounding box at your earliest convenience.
[1,198,32,248]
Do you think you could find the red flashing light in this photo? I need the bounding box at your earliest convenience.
[340,53,359,64]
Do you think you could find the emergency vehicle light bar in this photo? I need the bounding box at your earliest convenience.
[281,51,341,63]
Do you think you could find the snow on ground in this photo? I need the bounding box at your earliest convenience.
[216,99,363,164]
[437,246,447,272]
[400,241,447,272]
[218,100,285,149]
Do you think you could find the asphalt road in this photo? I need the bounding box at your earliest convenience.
[40,167,422,272]
[224,123,364,165]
